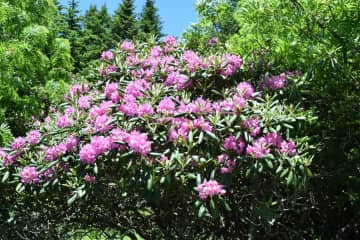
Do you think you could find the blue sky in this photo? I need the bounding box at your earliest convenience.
[60,0,198,37]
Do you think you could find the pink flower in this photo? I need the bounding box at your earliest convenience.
[118,100,138,117]
[242,118,261,137]
[208,37,218,45]
[110,128,129,150]
[193,117,212,132]
[71,83,89,95]
[220,54,243,76]
[265,73,286,90]
[165,35,177,52]
[237,82,254,99]
[84,174,96,184]
[27,130,41,145]
[90,101,113,118]
[66,134,79,152]
[105,83,118,99]
[157,97,176,114]
[182,50,203,72]
[100,50,114,61]
[125,79,151,98]
[127,131,151,156]
[121,40,135,52]
[265,132,283,146]
[224,135,246,154]
[3,154,17,166]
[107,65,117,73]
[224,136,236,150]
[12,137,26,150]
[79,144,97,165]
[94,115,113,133]
[78,95,91,109]
[278,140,296,156]
[220,159,236,174]
[57,115,73,128]
[233,95,247,110]
[90,136,112,155]
[150,45,163,57]
[165,71,189,90]
[137,103,154,117]
[246,137,270,158]
[197,179,226,200]
[21,166,39,184]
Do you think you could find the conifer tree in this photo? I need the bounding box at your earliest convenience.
[65,0,83,71]
[112,0,138,42]
[139,0,162,40]
[78,4,112,69]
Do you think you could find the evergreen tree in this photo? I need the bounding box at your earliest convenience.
[53,0,68,37]
[65,0,83,71]
[77,4,113,70]
[66,0,82,32]
[139,0,162,40]
[112,0,138,42]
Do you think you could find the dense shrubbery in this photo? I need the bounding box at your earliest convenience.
[0,0,72,136]
[0,37,314,239]
[185,0,360,237]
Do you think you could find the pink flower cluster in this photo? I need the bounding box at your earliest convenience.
[0,36,303,205]
[265,73,286,90]
[220,54,243,76]
[242,118,261,137]
[197,180,226,200]
[127,131,152,156]
[224,135,245,154]
[27,130,41,145]
[21,166,39,184]
[218,154,236,174]
[45,143,67,161]
[12,137,26,150]
[101,50,114,61]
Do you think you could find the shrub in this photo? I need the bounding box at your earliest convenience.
[0,37,314,239]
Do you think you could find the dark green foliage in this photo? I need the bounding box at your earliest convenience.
[139,0,162,40]
[183,0,238,52]
[0,0,72,136]
[64,0,83,72]
[227,0,360,237]
[76,4,112,70]
[112,0,138,42]
[183,0,360,237]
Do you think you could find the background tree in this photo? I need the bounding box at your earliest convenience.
[0,0,72,136]
[112,0,138,42]
[75,4,113,73]
[65,0,83,72]
[139,0,162,40]
[183,0,238,52]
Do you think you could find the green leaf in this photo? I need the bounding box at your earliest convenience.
[196,173,201,185]
[210,198,216,212]
[198,205,206,218]
[2,171,9,182]
[147,175,153,191]
[205,131,220,142]
[287,170,294,185]
[67,194,78,206]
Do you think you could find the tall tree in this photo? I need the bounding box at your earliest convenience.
[78,4,112,69]
[0,0,72,136]
[139,0,162,40]
[65,0,83,71]
[112,0,138,42]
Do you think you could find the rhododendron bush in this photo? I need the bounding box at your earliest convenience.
[0,37,314,239]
